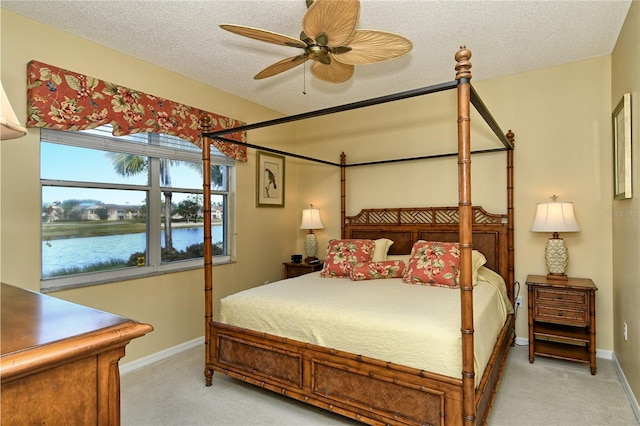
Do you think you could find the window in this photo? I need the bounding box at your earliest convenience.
[40,125,234,292]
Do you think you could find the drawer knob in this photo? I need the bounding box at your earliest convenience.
[557,295,563,300]
[557,311,563,316]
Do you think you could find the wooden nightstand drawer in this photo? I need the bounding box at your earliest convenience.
[536,288,587,306]
[534,304,588,326]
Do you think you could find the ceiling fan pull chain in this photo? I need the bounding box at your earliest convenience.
[303,61,307,95]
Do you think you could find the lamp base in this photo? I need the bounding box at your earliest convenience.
[305,231,318,260]
[545,237,569,276]
[546,273,568,282]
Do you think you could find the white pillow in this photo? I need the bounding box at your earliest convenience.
[372,238,394,262]
[472,250,487,285]
[386,254,412,264]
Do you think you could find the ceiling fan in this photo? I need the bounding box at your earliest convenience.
[220,0,412,83]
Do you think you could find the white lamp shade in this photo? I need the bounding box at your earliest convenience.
[530,202,580,233]
[300,208,324,230]
[0,81,27,140]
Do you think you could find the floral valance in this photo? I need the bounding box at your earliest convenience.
[26,60,247,161]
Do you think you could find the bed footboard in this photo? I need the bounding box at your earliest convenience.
[210,322,461,425]
[208,316,515,426]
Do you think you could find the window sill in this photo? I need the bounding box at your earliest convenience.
[41,256,233,293]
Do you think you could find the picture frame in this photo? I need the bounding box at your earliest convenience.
[613,93,632,200]
[256,151,285,207]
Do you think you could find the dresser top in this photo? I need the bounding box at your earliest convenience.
[1,283,138,356]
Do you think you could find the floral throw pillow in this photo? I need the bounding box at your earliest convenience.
[402,241,461,288]
[350,260,406,281]
[320,239,375,278]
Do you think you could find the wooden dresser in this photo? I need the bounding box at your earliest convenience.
[1,283,153,425]
[526,275,597,374]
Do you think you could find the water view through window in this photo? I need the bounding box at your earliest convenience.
[42,186,144,277]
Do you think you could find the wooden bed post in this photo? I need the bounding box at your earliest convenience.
[506,130,515,302]
[200,116,214,386]
[455,46,476,426]
[340,152,346,239]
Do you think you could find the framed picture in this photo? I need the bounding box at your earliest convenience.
[613,93,632,200]
[256,151,285,207]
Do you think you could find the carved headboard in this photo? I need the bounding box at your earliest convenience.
[343,206,509,288]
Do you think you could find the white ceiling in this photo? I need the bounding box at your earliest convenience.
[2,0,632,115]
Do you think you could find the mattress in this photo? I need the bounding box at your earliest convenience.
[220,266,513,385]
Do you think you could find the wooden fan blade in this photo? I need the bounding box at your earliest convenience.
[220,24,306,49]
[302,0,359,46]
[310,60,354,83]
[332,30,412,65]
[254,55,309,79]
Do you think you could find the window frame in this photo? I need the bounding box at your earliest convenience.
[39,127,234,293]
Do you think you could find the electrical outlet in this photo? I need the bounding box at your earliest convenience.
[515,296,522,308]
[624,322,628,341]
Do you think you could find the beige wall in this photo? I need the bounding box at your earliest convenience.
[0,10,301,361]
[611,0,640,405]
[0,6,626,383]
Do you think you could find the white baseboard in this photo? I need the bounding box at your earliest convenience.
[595,348,613,360]
[120,336,204,375]
[612,352,640,423]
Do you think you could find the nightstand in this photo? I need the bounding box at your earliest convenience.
[526,274,598,374]
[283,261,323,279]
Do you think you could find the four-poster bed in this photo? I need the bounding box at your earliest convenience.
[199,46,515,425]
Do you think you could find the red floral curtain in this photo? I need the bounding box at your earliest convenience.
[26,60,247,161]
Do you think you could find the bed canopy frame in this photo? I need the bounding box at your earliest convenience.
[199,46,515,425]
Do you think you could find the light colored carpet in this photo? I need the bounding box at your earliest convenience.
[121,343,639,426]
[121,344,356,426]
[489,344,638,426]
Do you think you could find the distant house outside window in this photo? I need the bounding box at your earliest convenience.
[40,125,234,292]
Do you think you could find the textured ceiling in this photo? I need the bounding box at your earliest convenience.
[2,0,632,115]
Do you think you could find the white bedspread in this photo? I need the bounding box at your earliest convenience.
[220,266,512,385]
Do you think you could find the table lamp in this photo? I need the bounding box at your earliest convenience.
[300,205,323,261]
[530,196,580,281]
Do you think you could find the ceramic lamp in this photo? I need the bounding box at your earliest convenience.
[530,199,580,281]
[300,206,323,261]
